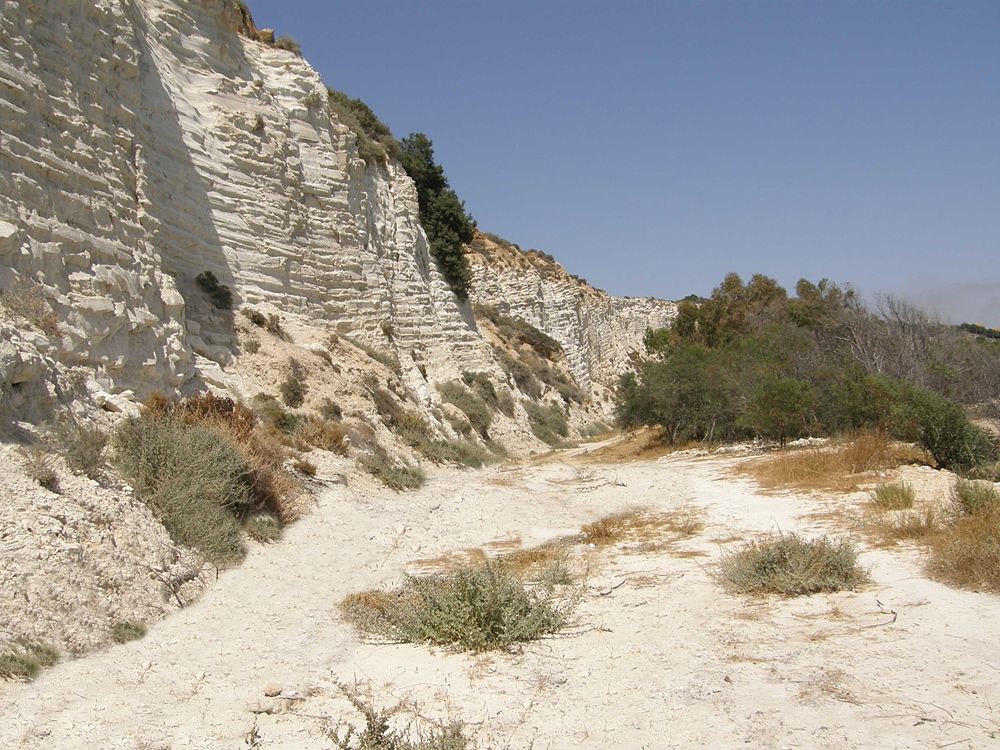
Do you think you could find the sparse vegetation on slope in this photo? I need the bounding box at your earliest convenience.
[524,402,569,446]
[113,394,299,564]
[326,88,401,165]
[0,643,59,681]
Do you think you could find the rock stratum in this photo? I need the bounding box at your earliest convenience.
[0,0,672,411]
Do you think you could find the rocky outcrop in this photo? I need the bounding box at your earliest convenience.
[0,0,489,407]
[467,234,676,392]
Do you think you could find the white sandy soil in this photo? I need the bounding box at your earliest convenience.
[2,443,999,749]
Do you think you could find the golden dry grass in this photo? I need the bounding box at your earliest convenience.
[928,504,1000,592]
[737,431,929,493]
[582,428,695,465]
[866,507,943,547]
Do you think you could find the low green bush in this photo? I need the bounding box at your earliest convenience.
[870,482,915,510]
[525,402,569,446]
[718,533,868,596]
[951,478,1000,515]
[110,621,147,644]
[359,446,425,491]
[114,415,254,563]
[0,643,59,680]
[437,381,492,438]
[279,358,308,408]
[52,420,108,479]
[195,271,233,310]
[341,559,571,652]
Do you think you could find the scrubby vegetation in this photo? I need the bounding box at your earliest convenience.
[929,479,1000,592]
[0,642,59,680]
[113,394,299,564]
[870,481,915,510]
[110,621,146,644]
[524,402,569,447]
[280,358,308,408]
[618,273,999,473]
[718,533,869,596]
[20,445,58,492]
[340,334,401,374]
[53,419,108,480]
[341,559,571,652]
[399,133,475,301]
[474,304,562,359]
[359,446,425,491]
[328,683,470,750]
[327,88,401,165]
[0,281,60,336]
[195,271,233,310]
[437,381,492,439]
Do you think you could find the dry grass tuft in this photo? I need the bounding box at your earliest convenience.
[951,478,1000,516]
[739,431,928,493]
[580,508,705,549]
[19,445,59,492]
[0,642,59,681]
[927,479,1000,592]
[718,533,869,596]
[0,282,59,337]
[110,621,146,644]
[867,507,943,546]
[869,481,915,510]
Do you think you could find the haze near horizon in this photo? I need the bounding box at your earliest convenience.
[246,0,1000,326]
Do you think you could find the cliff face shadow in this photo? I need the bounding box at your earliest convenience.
[128,4,247,364]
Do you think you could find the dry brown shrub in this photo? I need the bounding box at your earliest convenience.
[294,458,317,476]
[929,500,1000,592]
[739,431,929,493]
[297,415,347,454]
[580,508,704,548]
[0,282,59,337]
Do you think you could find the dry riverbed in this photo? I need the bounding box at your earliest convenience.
[2,440,999,749]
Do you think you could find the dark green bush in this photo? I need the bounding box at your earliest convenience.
[400,133,475,301]
[195,271,233,310]
[887,382,998,472]
[279,358,308,408]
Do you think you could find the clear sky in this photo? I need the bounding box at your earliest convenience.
[245,1,1000,325]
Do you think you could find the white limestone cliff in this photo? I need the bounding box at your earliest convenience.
[467,234,677,393]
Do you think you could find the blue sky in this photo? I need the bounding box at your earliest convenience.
[246,1,1000,324]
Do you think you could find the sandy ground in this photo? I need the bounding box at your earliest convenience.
[2,442,999,749]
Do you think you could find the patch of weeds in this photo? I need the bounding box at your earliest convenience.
[929,503,1000,592]
[359,446,425,491]
[0,642,59,680]
[868,507,942,546]
[195,271,233,310]
[242,308,267,327]
[341,559,571,652]
[328,682,470,750]
[437,381,492,438]
[272,35,302,55]
[951,478,1000,515]
[20,445,59,492]
[294,457,317,476]
[110,621,146,644]
[245,514,283,544]
[319,398,343,421]
[394,410,491,468]
[524,402,569,446]
[0,282,59,337]
[252,393,301,434]
[474,304,562,358]
[870,481,915,510]
[242,338,260,355]
[345,334,401,375]
[297,415,347,454]
[717,533,869,596]
[580,421,611,439]
[52,419,108,479]
[280,358,308,408]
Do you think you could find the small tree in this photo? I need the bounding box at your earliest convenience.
[742,376,814,446]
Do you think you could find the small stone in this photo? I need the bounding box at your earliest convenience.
[263,682,282,697]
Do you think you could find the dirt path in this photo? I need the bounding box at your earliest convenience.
[3,449,999,749]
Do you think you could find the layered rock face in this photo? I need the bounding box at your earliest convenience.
[0,0,488,401]
[467,235,677,392]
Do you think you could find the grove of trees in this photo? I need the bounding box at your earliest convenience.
[617,273,1000,473]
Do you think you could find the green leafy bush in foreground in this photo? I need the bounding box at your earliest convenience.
[341,560,571,652]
